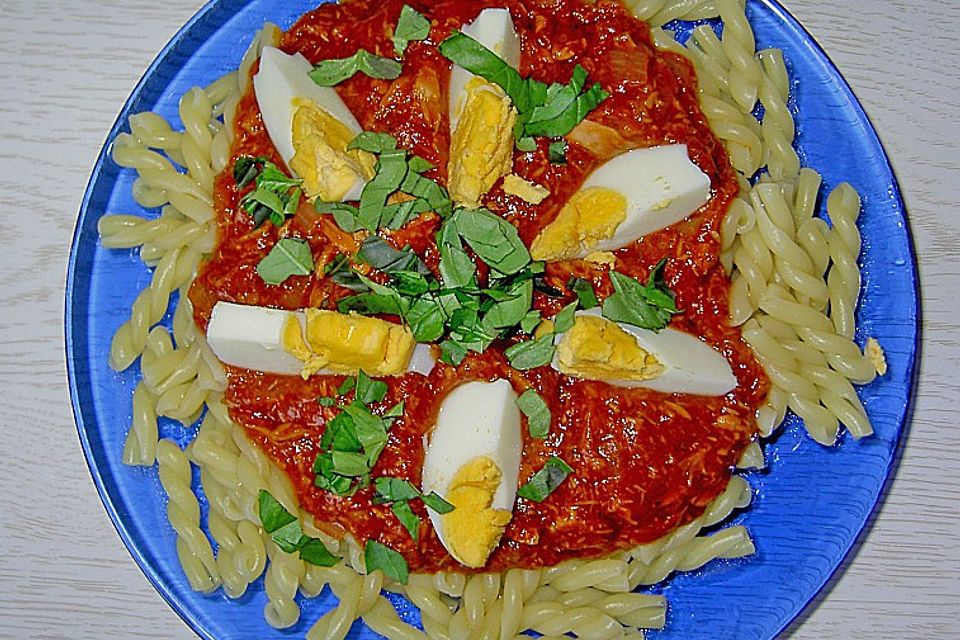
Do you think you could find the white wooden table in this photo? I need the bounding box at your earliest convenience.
[1,1,957,638]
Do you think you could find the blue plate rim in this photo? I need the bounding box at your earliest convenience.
[63,1,921,639]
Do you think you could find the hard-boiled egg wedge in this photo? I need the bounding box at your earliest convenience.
[447,8,520,208]
[553,309,736,395]
[206,301,435,378]
[530,144,711,261]
[253,46,375,202]
[421,380,522,568]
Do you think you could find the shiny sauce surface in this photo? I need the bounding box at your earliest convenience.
[190,0,768,572]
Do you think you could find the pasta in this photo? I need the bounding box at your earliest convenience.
[93,0,885,637]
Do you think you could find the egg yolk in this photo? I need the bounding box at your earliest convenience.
[281,309,415,378]
[555,315,664,382]
[502,174,551,204]
[529,187,628,261]
[441,456,512,568]
[448,79,517,209]
[289,99,376,202]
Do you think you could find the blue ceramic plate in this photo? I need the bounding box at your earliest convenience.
[66,1,919,638]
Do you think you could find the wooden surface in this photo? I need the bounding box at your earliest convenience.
[1,0,957,638]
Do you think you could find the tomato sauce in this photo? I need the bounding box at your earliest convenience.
[190,0,768,572]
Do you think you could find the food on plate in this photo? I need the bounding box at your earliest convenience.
[95,0,885,637]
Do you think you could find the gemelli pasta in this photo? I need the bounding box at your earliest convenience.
[96,0,884,637]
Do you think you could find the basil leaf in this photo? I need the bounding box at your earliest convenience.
[384,401,405,419]
[257,238,314,285]
[520,309,541,333]
[271,520,305,553]
[233,155,262,187]
[355,370,388,404]
[348,131,399,153]
[548,139,568,164]
[258,490,298,534]
[438,32,534,111]
[439,242,477,289]
[298,537,341,567]
[392,5,431,55]
[504,336,555,370]
[310,50,402,86]
[337,376,357,395]
[440,339,469,365]
[374,477,421,503]
[320,412,362,452]
[358,236,430,276]
[359,149,409,230]
[485,279,533,329]
[454,209,530,275]
[568,276,598,309]
[317,201,361,233]
[364,540,409,584]
[552,301,578,334]
[331,450,370,477]
[318,396,336,407]
[601,265,678,331]
[524,81,610,138]
[517,389,551,439]
[407,155,434,174]
[407,296,446,342]
[516,456,572,502]
[392,500,421,541]
[421,491,455,514]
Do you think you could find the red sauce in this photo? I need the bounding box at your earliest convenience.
[190,0,768,573]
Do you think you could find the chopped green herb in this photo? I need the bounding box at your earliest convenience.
[516,456,573,502]
[520,309,542,333]
[355,370,389,404]
[257,490,340,566]
[504,335,555,370]
[337,376,357,396]
[235,156,303,228]
[568,276,598,309]
[515,136,537,152]
[438,33,608,141]
[364,540,409,584]
[453,208,530,275]
[548,139,568,164]
[318,396,336,407]
[438,241,477,289]
[516,389,551,439]
[421,491,454,514]
[392,5,431,56]
[601,260,678,331]
[484,279,533,329]
[309,49,402,86]
[347,131,399,153]
[256,238,314,285]
[391,500,421,541]
[552,301,578,334]
[373,477,421,503]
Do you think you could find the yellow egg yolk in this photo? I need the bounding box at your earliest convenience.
[289,99,375,202]
[281,309,415,378]
[502,174,551,204]
[448,79,517,209]
[555,315,664,382]
[441,456,512,568]
[529,187,628,262]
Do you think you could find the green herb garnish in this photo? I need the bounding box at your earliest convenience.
[257,490,340,566]
[256,237,314,285]
[235,156,303,228]
[364,539,409,584]
[516,389,551,439]
[504,335,555,370]
[392,5,431,56]
[516,456,573,502]
[438,32,608,141]
[601,259,678,331]
[568,276,598,309]
[548,139,568,164]
[309,50,403,86]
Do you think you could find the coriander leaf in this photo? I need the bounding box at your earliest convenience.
[568,276,598,309]
[552,301,578,334]
[421,492,454,514]
[392,5,431,56]
[454,208,530,275]
[392,500,421,541]
[258,489,298,534]
[601,265,678,331]
[310,50,402,86]
[548,139,568,164]
[516,389,551,439]
[374,477,421,503]
[504,335,555,370]
[355,370,388,404]
[257,238,314,285]
[364,540,409,584]
[298,537,341,567]
[516,456,572,502]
